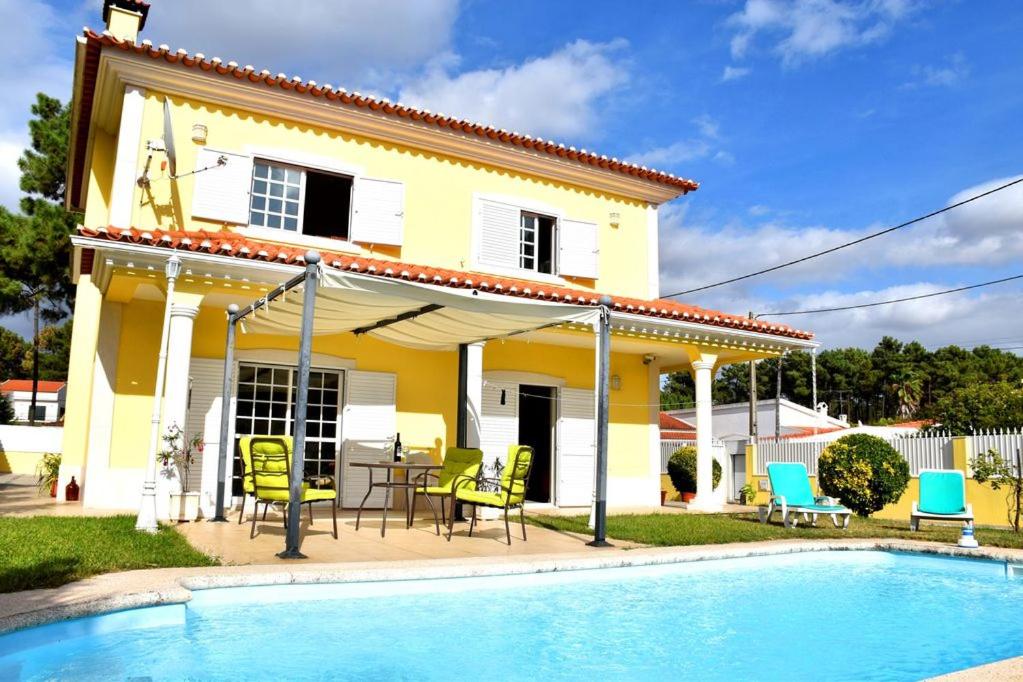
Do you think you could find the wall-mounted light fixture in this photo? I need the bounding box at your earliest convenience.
[500,388,507,406]
[609,211,621,228]
[610,374,622,391]
[191,123,208,145]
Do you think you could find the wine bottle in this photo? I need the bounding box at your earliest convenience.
[393,432,402,462]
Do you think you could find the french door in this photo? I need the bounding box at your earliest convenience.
[231,362,343,496]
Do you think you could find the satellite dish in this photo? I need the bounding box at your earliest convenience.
[163,98,177,178]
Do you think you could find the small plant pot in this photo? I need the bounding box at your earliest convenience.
[169,492,201,522]
[681,492,696,503]
[49,481,57,498]
[660,490,668,506]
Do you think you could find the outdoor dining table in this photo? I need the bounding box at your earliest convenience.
[351,460,442,537]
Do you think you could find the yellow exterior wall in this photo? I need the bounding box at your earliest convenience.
[83,128,115,229]
[60,275,104,469]
[744,441,1016,528]
[0,451,45,475]
[108,300,162,468]
[121,92,654,299]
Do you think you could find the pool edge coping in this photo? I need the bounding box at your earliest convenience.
[3,537,1023,677]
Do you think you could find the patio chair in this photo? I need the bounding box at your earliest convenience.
[411,447,483,535]
[448,444,533,545]
[242,436,338,539]
[763,461,852,529]
[911,469,974,531]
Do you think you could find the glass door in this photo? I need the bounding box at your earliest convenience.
[232,362,343,496]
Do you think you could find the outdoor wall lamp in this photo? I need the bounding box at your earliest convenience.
[165,255,182,279]
[609,211,621,227]
[191,123,208,144]
[500,388,507,405]
[610,374,622,391]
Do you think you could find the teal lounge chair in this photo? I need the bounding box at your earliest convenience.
[763,462,852,529]
[911,469,974,531]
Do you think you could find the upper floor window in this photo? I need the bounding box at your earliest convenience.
[248,160,353,240]
[519,212,556,274]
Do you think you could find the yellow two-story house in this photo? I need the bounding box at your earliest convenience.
[60,0,815,520]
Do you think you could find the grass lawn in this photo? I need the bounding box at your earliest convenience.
[0,515,218,593]
[529,512,1023,550]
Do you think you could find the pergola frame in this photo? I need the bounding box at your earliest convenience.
[211,250,614,557]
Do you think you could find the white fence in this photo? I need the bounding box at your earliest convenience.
[660,439,696,472]
[755,431,955,477]
[967,429,1023,474]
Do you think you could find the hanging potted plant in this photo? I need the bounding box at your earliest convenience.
[159,424,204,522]
[36,452,61,498]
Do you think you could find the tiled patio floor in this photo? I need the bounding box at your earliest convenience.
[176,506,638,565]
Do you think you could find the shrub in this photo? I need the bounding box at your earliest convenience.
[818,434,909,516]
[667,446,721,495]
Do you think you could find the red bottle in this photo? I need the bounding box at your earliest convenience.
[65,476,80,502]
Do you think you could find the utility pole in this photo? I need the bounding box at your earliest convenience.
[748,312,758,442]
[775,351,784,439]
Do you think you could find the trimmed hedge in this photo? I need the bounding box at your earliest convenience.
[818,434,910,517]
[667,446,721,495]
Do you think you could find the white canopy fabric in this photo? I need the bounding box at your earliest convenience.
[240,264,602,350]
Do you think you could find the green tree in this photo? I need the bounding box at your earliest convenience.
[0,93,78,424]
[21,320,72,380]
[929,382,1023,434]
[0,392,13,425]
[0,327,28,381]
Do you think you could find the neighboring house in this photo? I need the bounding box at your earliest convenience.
[781,421,926,442]
[668,398,848,442]
[0,380,67,423]
[59,1,815,515]
[659,412,696,439]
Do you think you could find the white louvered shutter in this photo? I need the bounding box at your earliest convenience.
[557,387,596,506]
[480,381,518,469]
[351,177,404,245]
[477,198,520,269]
[341,370,397,508]
[558,218,600,279]
[190,148,253,225]
[184,358,225,511]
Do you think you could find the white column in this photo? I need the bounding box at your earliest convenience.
[82,301,124,508]
[465,342,484,448]
[109,85,146,228]
[689,359,721,511]
[162,304,199,433]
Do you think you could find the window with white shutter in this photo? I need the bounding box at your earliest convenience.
[191,148,253,225]
[350,177,404,246]
[476,198,521,269]
[341,370,397,508]
[558,218,600,279]
[557,387,596,506]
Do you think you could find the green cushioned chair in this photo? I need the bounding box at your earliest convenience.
[763,461,852,529]
[411,447,483,535]
[449,444,533,545]
[911,469,973,531]
[241,435,338,540]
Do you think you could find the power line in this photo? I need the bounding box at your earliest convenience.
[664,176,1023,298]
[758,274,1023,317]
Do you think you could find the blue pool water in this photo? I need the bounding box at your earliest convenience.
[1,551,1021,681]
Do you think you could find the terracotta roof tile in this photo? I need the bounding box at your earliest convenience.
[78,226,814,341]
[1,380,66,393]
[660,412,696,430]
[73,29,698,205]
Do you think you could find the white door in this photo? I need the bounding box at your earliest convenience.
[557,387,596,506]
[340,370,397,508]
[480,381,518,470]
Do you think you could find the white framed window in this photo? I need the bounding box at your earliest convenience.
[247,159,354,240]
[519,211,557,274]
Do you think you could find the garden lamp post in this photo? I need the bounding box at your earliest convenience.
[136,255,181,533]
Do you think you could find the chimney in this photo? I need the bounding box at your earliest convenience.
[103,0,150,43]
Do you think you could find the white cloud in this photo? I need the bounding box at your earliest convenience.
[721,65,752,82]
[904,52,970,88]
[0,0,76,210]
[626,114,732,168]
[397,39,629,140]
[727,0,920,66]
[132,0,460,89]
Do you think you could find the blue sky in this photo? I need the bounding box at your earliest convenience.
[1,0,1021,350]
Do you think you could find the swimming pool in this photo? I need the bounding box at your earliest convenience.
[1,550,1020,681]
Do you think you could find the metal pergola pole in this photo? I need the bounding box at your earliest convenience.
[278,251,320,560]
[212,303,239,522]
[588,295,613,547]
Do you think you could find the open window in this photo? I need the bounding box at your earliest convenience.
[519,211,557,275]
[248,160,353,240]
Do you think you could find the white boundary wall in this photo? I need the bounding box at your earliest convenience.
[0,425,64,454]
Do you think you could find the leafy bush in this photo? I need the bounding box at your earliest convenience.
[667,446,721,495]
[0,393,13,424]
[818,434,909,516]
[928,382,1023,434]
